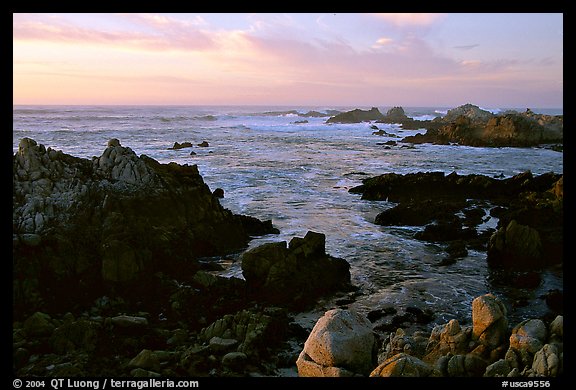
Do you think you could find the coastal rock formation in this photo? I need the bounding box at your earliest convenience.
[298,294,563,377]
[326,107,385,123]
[240,231,352,309]
[401,104,562,147]
[13,138,278,316]
[381,107,410,122]
[441,103,494,123]
[349,170,563,271]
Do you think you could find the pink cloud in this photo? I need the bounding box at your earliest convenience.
[370,13,446,27]
[13,13,215,52]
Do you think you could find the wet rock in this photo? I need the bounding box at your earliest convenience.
[168,141,193,150]
[326,107,385,123]
[487,220,543,269]
[241,231,351,309]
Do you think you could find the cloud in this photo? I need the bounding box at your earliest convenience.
[373,37,394,48]
[453,44,480,50]
[13,13,562,106]
[370,13,445,27]
[13,13,216,52]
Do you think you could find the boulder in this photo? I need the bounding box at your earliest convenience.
[507,319,548,368]
[423,319,471,363]
[296,309,376,376]
[487,220,543,269]
[472,294,508,349]
[370,353,433,377]
[128,349,161,372]
[198,308,288,358]
[23,312,55,337]
[531,344,562,377]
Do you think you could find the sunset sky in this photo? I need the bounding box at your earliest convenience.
[13,13,563,108]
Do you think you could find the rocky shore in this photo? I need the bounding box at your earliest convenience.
[297,294,563,377]
[12,139,351,377]
[326,104,563,148]
[349,170,563,270]
[12,138,563,378]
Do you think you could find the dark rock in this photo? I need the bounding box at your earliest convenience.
[351,170,562,272]
[212,188,224,198]
[511,272,542,289]
[326,107,385,123]
[445,240,468,259]
[197,141,209,147]
[241,231,351,309]
[13,138,278,318]
[375,199,466,227]
[23,312,55,337]
[487,220,543,269]
[51,318,100,354]
[222,351,248,371]
[543,289,563,313]
[198,308,289,358]
[401,104,562,147]
[168,141,193,150]
[415,218,475,242]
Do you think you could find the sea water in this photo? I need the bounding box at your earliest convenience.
[13,105,564,329]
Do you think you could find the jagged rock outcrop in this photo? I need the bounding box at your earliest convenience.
[240,231,352,309]
[326,107,385,123]
[13,138,278,317]
[381,107,410,122]
[441,103,494,123]
[402,104,562,147]
[349,171,563,270]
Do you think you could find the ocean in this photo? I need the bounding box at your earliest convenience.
[12,104,563,331]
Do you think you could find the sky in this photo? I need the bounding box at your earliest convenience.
[12,13,563,108]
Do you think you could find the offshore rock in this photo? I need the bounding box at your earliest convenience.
[401,104,562,147]
[326,107,385,123]
[13,138,278,317]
